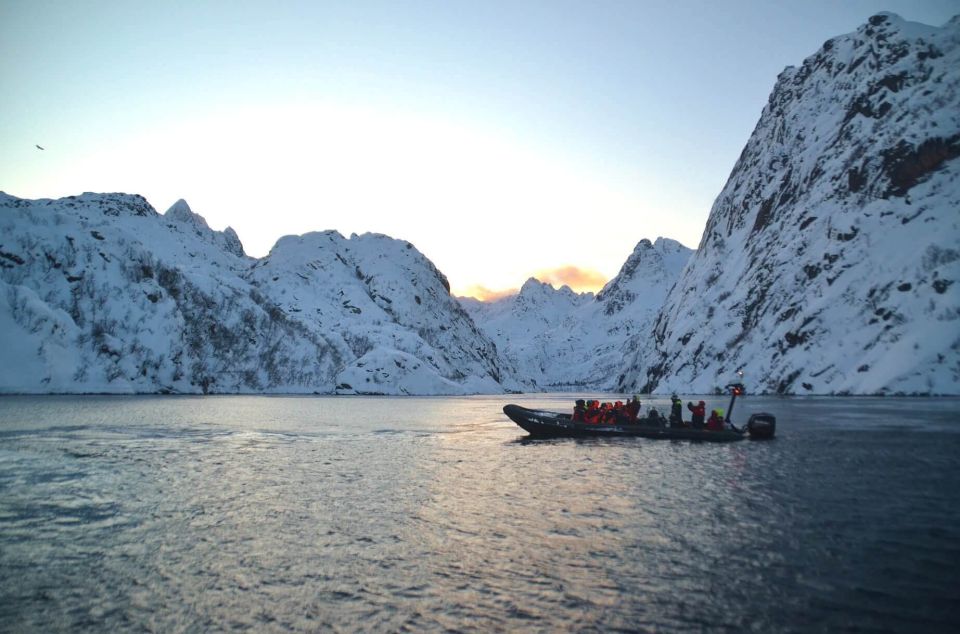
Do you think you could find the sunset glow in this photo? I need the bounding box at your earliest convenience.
[2,1,953,300]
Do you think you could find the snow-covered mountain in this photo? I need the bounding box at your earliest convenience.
[460,278,595,389]
[618,13,960,395]
[248,230,515,394]
[4,13,957,397]
[0,193,519,394]
[463,238,692,390]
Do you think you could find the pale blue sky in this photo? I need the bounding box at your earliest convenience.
[2,1,957,296]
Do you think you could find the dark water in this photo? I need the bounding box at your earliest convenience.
[1,394,958,633]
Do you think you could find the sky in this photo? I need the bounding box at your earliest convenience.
[2,1,957,299]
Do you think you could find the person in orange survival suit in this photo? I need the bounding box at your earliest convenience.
[585,400,601,423]
[572,399,587,421]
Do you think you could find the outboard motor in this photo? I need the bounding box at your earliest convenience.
[746,413,776,440]
[725,374,776,439]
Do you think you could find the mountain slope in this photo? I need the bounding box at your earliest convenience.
[618,13,960,395]
[248,231,518,394]
[464,238,692,389]
[0,193,518,394]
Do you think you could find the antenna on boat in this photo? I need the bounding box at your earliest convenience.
[724,370,746,425]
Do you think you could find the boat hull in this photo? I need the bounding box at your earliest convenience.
[503,404,746,442]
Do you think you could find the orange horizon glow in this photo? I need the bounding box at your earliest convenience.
[455,265,608,301]
[532,265,607,293]
[457,285,520,302]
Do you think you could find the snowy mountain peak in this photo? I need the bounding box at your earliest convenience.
[42,192,159,218]
[596,238,693,306]
[511,277,587,314]
[857,12,938,39]
[0,191,153,218]
[519,277,554,296]
[164,199,197,223]
[163,199,245,258]
[250,226,515,393]
[620,14,960,395]
[652,237,687,253]
[223,226,242,247]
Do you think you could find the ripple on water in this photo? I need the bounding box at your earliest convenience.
[1,395,959,632]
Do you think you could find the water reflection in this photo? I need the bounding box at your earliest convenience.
[0,394,958,631]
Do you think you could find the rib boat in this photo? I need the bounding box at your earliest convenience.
[503,383,776,441]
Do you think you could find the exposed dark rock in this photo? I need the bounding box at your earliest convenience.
[776,370,802,394]
[751,197,775,234]
[784,330,811,348]
[848,167,868,192]
[835,227,859,242]
[0,250,25,265]
[877,71,909,93]
[882,135,960,197]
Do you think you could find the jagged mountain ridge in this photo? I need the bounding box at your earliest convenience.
[464,238,692,389]
[618,13,960,395]
[0,192,520,394]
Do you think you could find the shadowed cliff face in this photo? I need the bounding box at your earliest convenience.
[619,13,960,395]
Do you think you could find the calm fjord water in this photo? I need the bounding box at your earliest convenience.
[1,394,958,632]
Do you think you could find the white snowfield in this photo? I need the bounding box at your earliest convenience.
[1,13,957,396]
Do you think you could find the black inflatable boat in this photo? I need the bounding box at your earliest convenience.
[503,383,776,441]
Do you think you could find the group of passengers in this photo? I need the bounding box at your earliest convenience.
[572,397,642,425]
[572,394,730,431]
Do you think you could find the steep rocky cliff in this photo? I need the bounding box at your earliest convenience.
[618,13,960,395]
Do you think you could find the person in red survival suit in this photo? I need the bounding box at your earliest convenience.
[706,409,724,431]
[687,400,706,428]
[624,396,641,422]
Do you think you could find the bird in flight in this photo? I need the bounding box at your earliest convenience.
[35,144,45,150]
